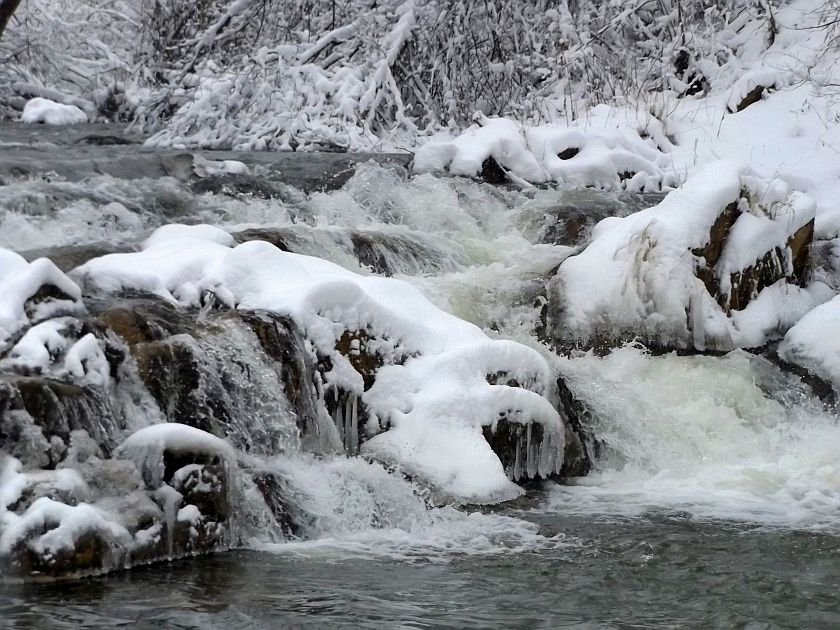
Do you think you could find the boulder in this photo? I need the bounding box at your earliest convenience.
[545,162,823,353]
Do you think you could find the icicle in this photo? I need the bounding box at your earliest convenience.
[511,424,522,481]
[349,394,359,456]
[526,423,538,479]
[335,399,345,447]
[155,485,182,559]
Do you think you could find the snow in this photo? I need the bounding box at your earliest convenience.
[192,157,251,178]
[778,295,840,391]
[21,98,88,125]
[414,109,674,191]
[549,161,825,350]
[0,251,84,352]
[1,318,72,371]
[142,223,235,250]
[118,423,236,489]
[177,504,202,524]
[64,333,111,387]
[73,225,564,503]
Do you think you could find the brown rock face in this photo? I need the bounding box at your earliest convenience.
[723,220,813,311]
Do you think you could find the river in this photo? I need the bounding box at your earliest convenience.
[0,122,838,628]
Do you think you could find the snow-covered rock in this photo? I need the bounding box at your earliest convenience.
[0,250,85,353]
[414,108,675,191]
[72,226,565,503]
[118,423,235,489]
[545,160,830,351]
[21,98,88,125]
[778,295,840,392]
[0,423,238,580]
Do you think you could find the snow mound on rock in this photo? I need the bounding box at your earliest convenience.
[118,423,236,489]
[73,227,564,503]
[21,98,88,125]
[0,250,84,352]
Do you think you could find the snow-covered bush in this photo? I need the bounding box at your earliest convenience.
[2,0,788,147]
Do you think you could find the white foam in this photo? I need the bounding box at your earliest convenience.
[550,345,840,530]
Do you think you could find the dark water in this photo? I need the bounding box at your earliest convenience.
[2,512,839,628]
[0,122,411,192]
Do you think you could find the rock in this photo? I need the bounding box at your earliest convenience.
[191,174,288,199]
[544,165,818,353]
[733,84,766,112]
[518,189,666,248]
[19,243,128,273]
[4,526,128,579]
[233,227,294,252]
[479,156,509,185]
[349,229,461,276]
[722,220,813,311]
[237,311,322,441]
[481,418,564,482]
[251,471,300,538]
[0,376,122,459]
[555,376,595,477]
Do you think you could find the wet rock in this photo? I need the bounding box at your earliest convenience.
[93,296,193,345]
[191,174,288,200]
[0,376,121,459]
[233,227,294,252]
[350,229,460,276]
[19,243,128,273]
[479,156,509,185]
[74,135,137,146]
[555,376,595,477]
[521,190,666,248]
[481,418,564,482]
[4,527,128,580]
[251,471,300,538]
[238,311,322,440]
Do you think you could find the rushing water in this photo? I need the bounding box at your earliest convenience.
[1,123,839,627]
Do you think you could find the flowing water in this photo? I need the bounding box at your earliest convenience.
[1,123,839,627]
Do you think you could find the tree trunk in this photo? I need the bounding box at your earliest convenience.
[0,0,23,42]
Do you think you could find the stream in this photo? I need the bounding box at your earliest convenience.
[1,122,838,628]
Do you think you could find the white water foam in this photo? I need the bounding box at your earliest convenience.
[548,346,840,530]
[248,454,567,563]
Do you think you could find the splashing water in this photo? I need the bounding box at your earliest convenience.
[551,346,840,529]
